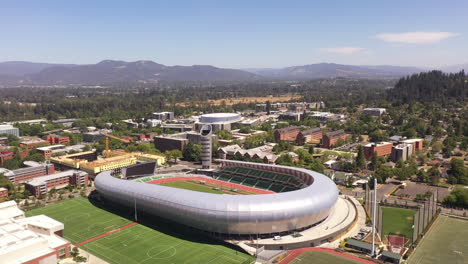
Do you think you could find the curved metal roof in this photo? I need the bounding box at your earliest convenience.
[95,160,338,235]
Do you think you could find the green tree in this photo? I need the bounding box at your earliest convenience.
[449,158,467,185]
[443,187,468,208]
[308,145,315,155]
[182,143,202,162]
[355,145,366,170]
[428,166,441,185]
[165,150,182,163]
[214,130,232,140]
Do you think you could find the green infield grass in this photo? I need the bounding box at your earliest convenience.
[289,251,364,264]
[382,207,416,239]
[26,197,255,264]
[159,181,225,194]
[408,215,468,264]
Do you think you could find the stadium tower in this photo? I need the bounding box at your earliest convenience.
[200,124,212,169]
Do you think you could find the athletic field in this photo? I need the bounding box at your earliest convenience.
[26,197,255,264]
[408,215,468,264]
[382,207,415,240]
[148,176,269,195]
[287,250,367,264]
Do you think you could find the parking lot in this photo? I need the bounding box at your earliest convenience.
[393,181,450,201]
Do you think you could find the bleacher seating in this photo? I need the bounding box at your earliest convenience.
[218,166,301,193]
[269,183,284,192]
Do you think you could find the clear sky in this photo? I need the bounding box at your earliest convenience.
[1,0,467,68]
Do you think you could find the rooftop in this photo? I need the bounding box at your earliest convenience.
[325,129,345,138]
[25,170,86,187]
[364,141,392,147]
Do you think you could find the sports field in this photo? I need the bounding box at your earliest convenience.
[26,197,255,264]
[159,181,226,194]
[408,215,468,264]
[287,250,367,264]
[382,207,415,240]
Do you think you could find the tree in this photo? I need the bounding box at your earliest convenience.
[215,130,232,140]
[449,158,467,185]
[308,145,314,155]
[443,187,468,208]
[182,143,202,162]
[374,166,393,183]
[165,150,182,163]
[238,126,252,134]
[266,100,271,115]
[276,154,293,166]
[369,130,388,142]
[428,166,441,185]
[70,247,79,260]
[25,153,45,162]
[355,145,366,170]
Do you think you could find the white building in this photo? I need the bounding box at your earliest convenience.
[0,201,71,264]
[0,124,19,137]
[363,108,386,117]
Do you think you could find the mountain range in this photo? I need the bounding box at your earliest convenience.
[0,60,465,85]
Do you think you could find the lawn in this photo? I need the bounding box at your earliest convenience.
[26,197,255,264]
[288,251,365,264]
[26,197,133,244]
[408,215,468,264]
[381,207,416,239]
[159,181,225,194]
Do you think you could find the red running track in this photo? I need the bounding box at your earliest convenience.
[279,247,376,264]
[147,176,274,194]
[74,222,138,247]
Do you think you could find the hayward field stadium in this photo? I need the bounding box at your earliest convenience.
[94,159,360,251]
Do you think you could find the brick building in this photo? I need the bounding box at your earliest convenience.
[19,138,49,150]
[0,150,29,165]
[363,142,393,160]
[24,170,88,197]
[45,134,70,145]
[274,126,300,142]
[296,127,322,144]
[0,163,55,184]
[322,129,349,148]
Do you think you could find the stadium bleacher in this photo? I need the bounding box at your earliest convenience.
[213,166,303,193]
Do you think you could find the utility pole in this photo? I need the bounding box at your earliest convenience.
[371,177,377,257]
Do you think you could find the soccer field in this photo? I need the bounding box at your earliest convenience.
[288,251,365,264]
[26,197,255,264]
[26,197,134,244]
[381,207,415,240]
[408,215,468,264]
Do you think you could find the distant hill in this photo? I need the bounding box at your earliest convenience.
[0,60,260,85]
[0,61,75,76]
[245,63,423,79]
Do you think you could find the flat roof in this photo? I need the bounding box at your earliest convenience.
[36,144,66,151]
[364,141,392,147]
[25,170,86,186]
[347,239,375,250]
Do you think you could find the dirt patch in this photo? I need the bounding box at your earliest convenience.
[208,94,302,106]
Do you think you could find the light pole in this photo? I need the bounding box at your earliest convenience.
[371,177,377,258]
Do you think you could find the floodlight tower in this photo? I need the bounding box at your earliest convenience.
[371,177,377,257]
[200,124,213,169]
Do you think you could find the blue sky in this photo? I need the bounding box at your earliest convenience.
[1,0,467,68]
